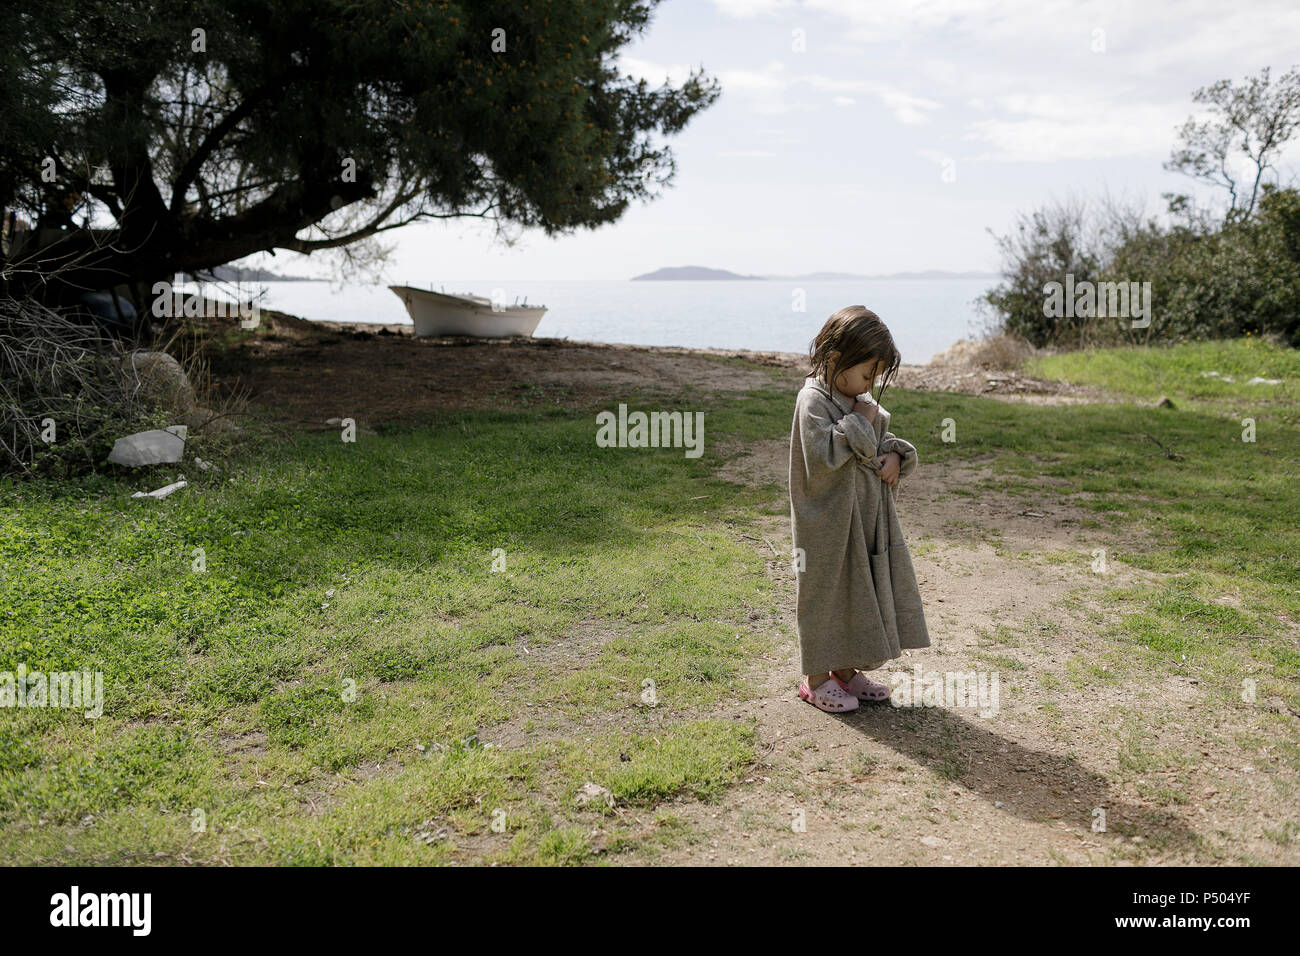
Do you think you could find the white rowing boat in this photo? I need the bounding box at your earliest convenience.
[388,285,547,338]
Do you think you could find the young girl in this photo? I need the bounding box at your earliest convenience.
[789,306,930,712]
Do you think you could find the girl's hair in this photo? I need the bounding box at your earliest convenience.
[809,305,901,404]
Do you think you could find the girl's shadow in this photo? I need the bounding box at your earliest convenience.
[836,701,1201,853]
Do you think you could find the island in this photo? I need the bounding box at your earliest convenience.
[631,265,763,281]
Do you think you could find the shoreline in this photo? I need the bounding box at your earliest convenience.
[308,316,814,367]
[231,278,989,363]
[214,305,1098,410]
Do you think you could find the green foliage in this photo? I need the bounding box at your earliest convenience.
[3,1,719,292]
[982,196,1103,348]
[1109,188,1300,346]
[985,187,1300,348]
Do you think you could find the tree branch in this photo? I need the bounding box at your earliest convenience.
[170,86,271,212]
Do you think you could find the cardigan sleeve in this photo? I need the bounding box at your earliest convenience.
[874,407,918,479]
[880,432,918,479]
[794,387,879,478]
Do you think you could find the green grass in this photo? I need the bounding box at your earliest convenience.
[0,391,783,864]
[1027,337,1300,425]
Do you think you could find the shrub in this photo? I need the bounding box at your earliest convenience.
[0,297,156,477]
[983,187,1300,349]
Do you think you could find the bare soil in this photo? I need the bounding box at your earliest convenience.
[199,309,1103,428]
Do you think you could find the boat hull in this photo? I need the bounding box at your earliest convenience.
[388,286,546,338]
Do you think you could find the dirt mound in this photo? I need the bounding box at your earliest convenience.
[907,335,1102,402]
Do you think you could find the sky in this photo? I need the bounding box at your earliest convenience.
[255,0,1300,283]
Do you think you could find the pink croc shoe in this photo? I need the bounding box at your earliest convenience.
[798,678,860,713]
[831,671,892,703]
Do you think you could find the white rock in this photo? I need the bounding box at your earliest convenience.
[131,479,188,500]
[107,425,188,466]
[574,782,615,808]
[1246,377,1281,385]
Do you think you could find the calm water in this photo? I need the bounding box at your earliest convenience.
[227,278,995,364]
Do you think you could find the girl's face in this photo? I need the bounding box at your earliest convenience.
[831,356,888,398]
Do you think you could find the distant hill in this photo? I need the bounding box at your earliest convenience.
[182,264,324,282]
[631,265,763,281]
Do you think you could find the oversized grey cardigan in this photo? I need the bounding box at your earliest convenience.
[788,376,930,675]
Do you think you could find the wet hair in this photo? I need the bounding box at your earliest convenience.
[809,305,901,404]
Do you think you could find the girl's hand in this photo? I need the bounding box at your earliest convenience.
[876,451,901,485]
[852,398,878,423]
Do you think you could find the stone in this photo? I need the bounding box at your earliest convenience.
[131,479,188,500]
[121,351,196,414]
[107,425,187,466]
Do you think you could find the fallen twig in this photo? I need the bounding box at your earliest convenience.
[1143,432,1184,461]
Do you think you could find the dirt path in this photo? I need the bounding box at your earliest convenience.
[636,445,1292,865]
[203,318,1293,865]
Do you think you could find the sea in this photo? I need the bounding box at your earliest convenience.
[194,277,998,365]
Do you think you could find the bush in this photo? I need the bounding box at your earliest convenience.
[0,297,157,477]
[983,187,1300,349]
[982,196,1105,349]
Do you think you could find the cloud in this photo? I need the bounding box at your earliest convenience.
[719,60,942,122]
[711,0,798,18]
[799,0,1300,163]
[619,56,696,88]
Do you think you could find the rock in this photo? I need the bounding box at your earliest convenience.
[131,478,188,500]
[1155,395,1175,408]
[107,425,188,466]
[1246,377,1281,385]
[121,350,196,414]
[575,782,615,809]
[121,350,243,437]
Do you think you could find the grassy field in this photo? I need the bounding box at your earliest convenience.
[1,338,1297,864]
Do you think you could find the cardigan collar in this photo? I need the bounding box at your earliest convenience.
[805,374,856,413]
